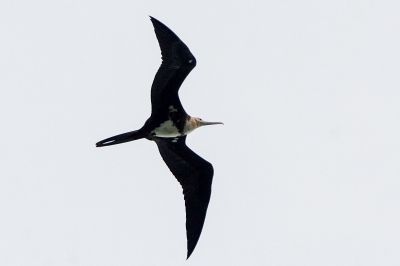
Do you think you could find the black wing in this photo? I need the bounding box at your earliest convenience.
[149,17,197,118]
[154,136,213,259]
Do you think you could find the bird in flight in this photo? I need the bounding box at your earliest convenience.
[96,16,223,259]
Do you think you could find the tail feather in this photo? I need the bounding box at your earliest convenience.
[96,130,146,147]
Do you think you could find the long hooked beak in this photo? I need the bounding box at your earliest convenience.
[199,121,224,126]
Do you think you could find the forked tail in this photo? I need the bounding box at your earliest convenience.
[96,129,146,147]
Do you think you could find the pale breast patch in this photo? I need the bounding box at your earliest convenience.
[153,120,181,137]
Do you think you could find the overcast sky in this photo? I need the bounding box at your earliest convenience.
[1,0,400,265]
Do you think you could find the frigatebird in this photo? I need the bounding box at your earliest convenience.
[96,17,222,259]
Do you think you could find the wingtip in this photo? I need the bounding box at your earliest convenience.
[186,249,194,260]
[149,15,161,26]
[186,242,197,259]
[149,16,162,31]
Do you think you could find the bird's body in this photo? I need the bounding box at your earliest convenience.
[96,17,222,259]
[152,114,195,138]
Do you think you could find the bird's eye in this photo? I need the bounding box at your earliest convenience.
[188,59,194,64]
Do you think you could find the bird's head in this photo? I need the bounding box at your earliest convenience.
[191,117,224,129]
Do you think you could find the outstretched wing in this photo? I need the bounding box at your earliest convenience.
[149,17,196,118]
[154,136,213,259]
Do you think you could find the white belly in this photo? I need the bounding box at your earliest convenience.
[153,120,182,137]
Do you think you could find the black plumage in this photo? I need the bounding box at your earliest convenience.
[149,17,196,120]
[96,17,222,259]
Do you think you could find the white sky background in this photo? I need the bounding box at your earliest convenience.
[1,0,400,265]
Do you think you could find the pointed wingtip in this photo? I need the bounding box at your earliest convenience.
[149,16,162,27]
[186,238,199,259]
[149,16,158,27]
[148,15,190,60]
[186,249,194,260]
